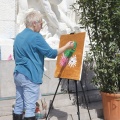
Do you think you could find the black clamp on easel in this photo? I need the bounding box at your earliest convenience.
[46,78,92,120]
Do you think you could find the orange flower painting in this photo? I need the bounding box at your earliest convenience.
[54,32,86,81]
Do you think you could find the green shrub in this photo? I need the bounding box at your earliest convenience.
[72,0,120,93]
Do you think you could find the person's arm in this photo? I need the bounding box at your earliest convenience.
[36,34,74,58]
[57,41,74,55]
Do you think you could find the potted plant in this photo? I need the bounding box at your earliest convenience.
[72,0,120,120]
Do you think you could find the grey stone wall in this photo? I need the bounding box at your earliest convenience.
[0,60,101,103]
[0,60,60,98]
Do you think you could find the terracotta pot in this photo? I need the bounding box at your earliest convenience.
[101,92,120,120]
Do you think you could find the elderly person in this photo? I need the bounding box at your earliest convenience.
[13,10,74,120]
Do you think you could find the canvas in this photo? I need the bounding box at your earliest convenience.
[54,32,86,81]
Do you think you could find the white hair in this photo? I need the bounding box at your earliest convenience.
[24,10,42,27]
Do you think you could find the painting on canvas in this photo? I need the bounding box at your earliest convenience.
[54,32,86,81]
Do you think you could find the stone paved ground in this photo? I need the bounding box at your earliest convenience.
[0,94,104,120]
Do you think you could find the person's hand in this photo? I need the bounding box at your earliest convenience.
[57,41,75,55]
[65,41,74,49]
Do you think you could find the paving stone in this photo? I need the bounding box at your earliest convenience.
[47,114,73,120]
[0,115,12,120]
[0,94,104,120]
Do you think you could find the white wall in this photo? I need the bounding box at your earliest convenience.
[0,0,16,39]
[0,0,16,60]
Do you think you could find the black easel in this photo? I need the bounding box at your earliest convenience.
[46,78,92,120]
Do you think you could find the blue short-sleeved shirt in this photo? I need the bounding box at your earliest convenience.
[13,28,57,84]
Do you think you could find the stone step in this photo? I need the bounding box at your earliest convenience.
[0,99,14,116]
[0,115,103,120]
[0,93,103,120]
[38,93,102,110]
[38,93,103,120]
[88,118,104,120]
[0,115,12,120]
[48,104,103,120]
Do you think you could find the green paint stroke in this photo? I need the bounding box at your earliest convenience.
[64,41,77,58]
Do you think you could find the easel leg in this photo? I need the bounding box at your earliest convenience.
[80,81,92,120]
[46,78,62,120]
[75,81,80,120]
[68,79,71,100]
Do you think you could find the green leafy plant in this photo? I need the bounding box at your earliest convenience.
[72,0,120,93]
